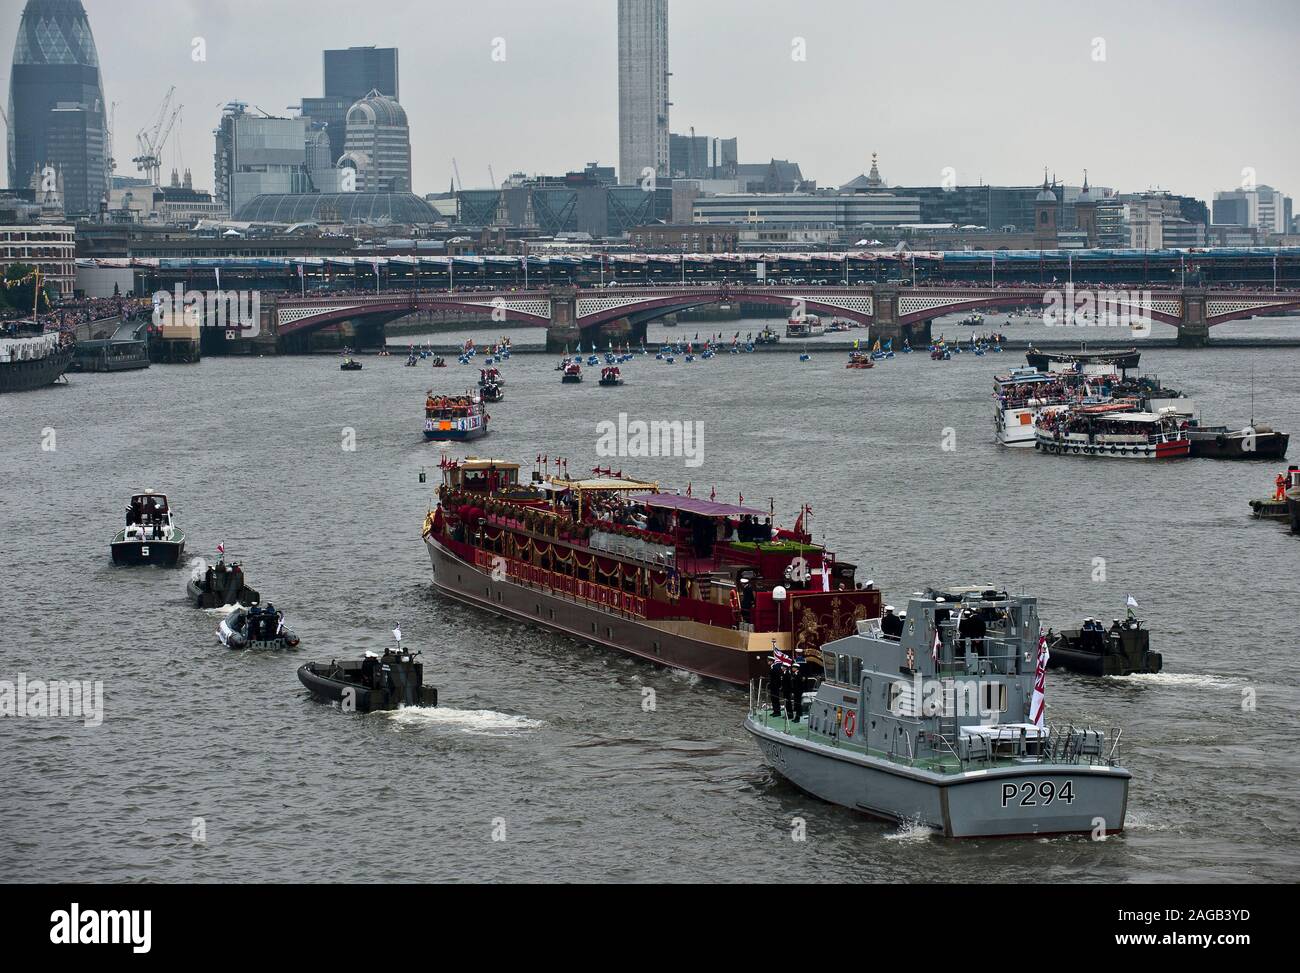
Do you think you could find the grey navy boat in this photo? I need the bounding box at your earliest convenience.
[745,585,1130,838]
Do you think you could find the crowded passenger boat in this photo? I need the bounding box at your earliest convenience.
[786,314,823,338]
[424,392,489,441]
[421,457,882,684]
[1035,403,1191,459]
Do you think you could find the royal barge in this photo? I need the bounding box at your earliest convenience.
[422,458,881,684]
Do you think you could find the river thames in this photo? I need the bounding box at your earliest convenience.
[3,313,1298,882]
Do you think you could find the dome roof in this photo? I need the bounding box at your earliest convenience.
[346,90,408,128]
[233,192,438,225]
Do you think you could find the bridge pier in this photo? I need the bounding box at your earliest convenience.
[1178,290,1209,347]
[546,288,580,353]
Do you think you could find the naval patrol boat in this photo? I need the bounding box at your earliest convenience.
[745,586,1130,837]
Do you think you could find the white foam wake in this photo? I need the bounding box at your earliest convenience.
[883,816,936,843]
[384,706,543,736]
[1106,672,1239,690]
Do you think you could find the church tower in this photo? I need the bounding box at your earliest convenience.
[1033,169,1059,249]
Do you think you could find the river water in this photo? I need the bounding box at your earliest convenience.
[2,311,1298,883]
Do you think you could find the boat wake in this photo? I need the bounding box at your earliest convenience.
[1106,671,1239,691]
[383,706,543,736]
[883,816,935,843]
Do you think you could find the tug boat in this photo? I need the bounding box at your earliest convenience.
[298,647,437,712]
[111,492,186,566]
[424,392,489,441]
[562,361,583,383]
[217,603,299,650]
[846,351,874,369]
[1035,404,1191,459]
[422,457,882,684]
[1186,423,1289,460]
[1046,615,1162,676]
[340,357,363,371]
[1250,465,1300,520]
[745,586,1131,837]
[187,559,259,608]
[754,326,781,345]
[598,365,624,386]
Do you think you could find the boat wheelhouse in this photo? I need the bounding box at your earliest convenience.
[424,392,489,441]
[745,586,1131,837]
[422,458,881,684]
[1035,404,1190,459]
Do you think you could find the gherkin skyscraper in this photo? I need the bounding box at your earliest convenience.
[7,0,108,217]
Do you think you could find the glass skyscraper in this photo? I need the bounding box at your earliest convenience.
[7,0,108,217]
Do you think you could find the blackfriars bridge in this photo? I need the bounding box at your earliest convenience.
[258,284,1300,352]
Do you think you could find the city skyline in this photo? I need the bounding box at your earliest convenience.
[1,0,1298,205]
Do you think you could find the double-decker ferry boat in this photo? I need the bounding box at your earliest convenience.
[745,586,1130,837]
[424,392,489,441]
[786,314,823,338]
[1035,403,1190,459]
[422,458,882,684]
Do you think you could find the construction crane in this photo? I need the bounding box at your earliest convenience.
[451,158,463,192]
[488,165,496,190]
[134,86,182,187]
[106,101,118,179]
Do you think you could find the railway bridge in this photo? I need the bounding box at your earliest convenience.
[257,284,1300,352]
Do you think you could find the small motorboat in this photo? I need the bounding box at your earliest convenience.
[405,355,419,367]
[187,559,259,608]
[598,365,624,386]
[111,491,186,566]
[846,351,874,369]
[1046,616,1161,676]
[217,603,300,651]
[298,648,438,712]
[340,358,363,371]
[431,356,447,368]
[479,379,504,402]
[562,362,583,383]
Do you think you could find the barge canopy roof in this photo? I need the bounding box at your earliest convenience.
[628,494,767,518]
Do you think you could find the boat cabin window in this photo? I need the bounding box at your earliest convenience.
[980,681,1008,714]
[851,657,863,687]
[822,651,838,683]
[836,654,851,686]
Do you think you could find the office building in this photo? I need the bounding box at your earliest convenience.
[7,0,108,218]
[617,0,670,184]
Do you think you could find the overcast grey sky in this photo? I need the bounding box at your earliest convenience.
[4,0,1297,201]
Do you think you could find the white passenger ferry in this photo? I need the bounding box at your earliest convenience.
[1034,404,1191,459]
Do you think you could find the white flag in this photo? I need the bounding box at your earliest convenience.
[392,625,402,643]
[1126,594,1139,609]
[1030,628,1050,728]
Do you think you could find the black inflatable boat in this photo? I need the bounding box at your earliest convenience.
[1047,617,1162,676]
[187,560,259,608]
[298,649,437,712]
